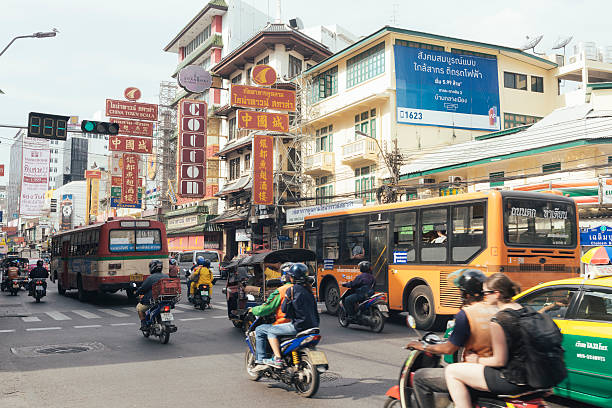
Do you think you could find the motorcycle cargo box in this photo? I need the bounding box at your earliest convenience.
[152,278,181,299]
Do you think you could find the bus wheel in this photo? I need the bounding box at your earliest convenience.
[77,275,88,302]
[324,282,340,315]
[407,285,436,330]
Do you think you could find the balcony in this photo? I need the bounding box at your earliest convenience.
[341,138,378,167]
[303,151,334,176]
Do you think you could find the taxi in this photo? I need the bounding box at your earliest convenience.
[514,274,612,408]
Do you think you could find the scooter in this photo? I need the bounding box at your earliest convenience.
[8,278,23,296]
[141,296,178,344]
[244,316,328,398]
[337,289,388,333]
[29,278,47,302]
[383,316,549,408]
[193,283,211,310]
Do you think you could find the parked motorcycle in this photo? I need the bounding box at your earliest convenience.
[193,283,211,310]
[244,316,328,398]
[383,316,549,408]
[29,278,47,302]
[337,289,388,333]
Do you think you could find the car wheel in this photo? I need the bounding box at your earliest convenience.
[324,282,340,315]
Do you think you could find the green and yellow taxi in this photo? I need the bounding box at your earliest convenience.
[514,275,612,407]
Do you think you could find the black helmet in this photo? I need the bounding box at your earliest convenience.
[202,258,211,268]
[451,269,486,297]
[358,260,372,274]
[149,259,163,274]
[37,260,44,267]
[286,263,308,283]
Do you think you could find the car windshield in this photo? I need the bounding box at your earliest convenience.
[197,252,219,262]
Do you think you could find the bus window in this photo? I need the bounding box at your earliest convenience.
[305,229,321,260]
[421,207,448,262]
[393,211,416,262]
[109,230,135,252]
[345,216,367,263]
[135,229,162,251]
[322,220,340,261]
[452,203,485,263]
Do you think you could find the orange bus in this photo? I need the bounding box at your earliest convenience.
[50,218,169,301]
[305,190,579,329]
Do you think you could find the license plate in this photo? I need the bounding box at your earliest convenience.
[307,350,328,366]
[130,274,143,282]
[378,304,389,312]
[161,313,173,321]
[36,285,44,290]
[200,290,208,296]
[13,283,19,287]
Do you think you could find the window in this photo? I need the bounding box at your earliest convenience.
[489,171,504,187]
[180,252,194,263]
[531,76,544,93]
[451,48,496,59]
[542,162,561,174]
[355,165,375,203]
[517,287,578,320]
[184,24,212,57]
[420,207,448,262]
[229,157,241,180]
[395,39,444,52]
[109,229,161,252]
[503,113,542,129]
[135,230,162,251]
[200,56,211,71]
[315,176,333,205]
[575,290,612,322]
[256,55,269,65]
[231,73,242,84]
[504,72,527,90]
[346,42,385,88]
[451,203,485,262]
[288,54,302,78]
[344,216,367,263]
[393,211,417,262]
[244,154,251,170]
[311,66,338,102]
[228,117,237,140]
[354,109,377,139]
[315,125,333,152]
[321,220,340,260]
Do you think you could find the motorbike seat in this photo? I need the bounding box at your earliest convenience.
[278,328,320,345]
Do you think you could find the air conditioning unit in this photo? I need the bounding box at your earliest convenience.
[448,176,462,183]
[419,178,436,184]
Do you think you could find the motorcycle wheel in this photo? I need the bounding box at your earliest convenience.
[244,349,262,381]
[199,303,206,311]
[370,309,385,333]
[338,306,349,327]
[35,295,41,303]
[142,329,150,338]
[232,320,243,328]
[159,328,170,344]
[294,355,320,398]
[383,397,400,408]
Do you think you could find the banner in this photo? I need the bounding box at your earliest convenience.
[231,85,295,111]
[121,154,139,204]
[20,139,50,216]
[106,99,158,121]
[237,110,289,132]
[253,135,274,205]
[109,136,153,154]
[394,45,500,131]
[286,199,364,224]
[60,194,73,231]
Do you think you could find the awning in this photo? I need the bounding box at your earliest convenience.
[215,135,253,157]
[210,207,249,224]
[216,175,252,196]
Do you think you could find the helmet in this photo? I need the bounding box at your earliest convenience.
[286,263,308,283]
[196,256,205,266]
[37,260,44,267]
[201,258,211,268]
[279,262,294,283]
[358,260,372,274]
[169,258,177,266]
[451,269,486,297]
[149,259,163,274]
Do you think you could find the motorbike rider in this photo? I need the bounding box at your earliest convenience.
[28,260,49,293]
[136,260,168,330]
[168,258,179,278]
[342,260,376,321]
[405,269,497,408]
[189,256,213,301]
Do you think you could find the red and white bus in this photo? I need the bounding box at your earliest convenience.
[50,218,169,301]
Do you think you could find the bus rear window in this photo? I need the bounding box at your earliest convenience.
[109,229,162,252]
[504,199,576,247]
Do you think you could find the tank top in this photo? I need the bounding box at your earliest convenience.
[463,302,498,358]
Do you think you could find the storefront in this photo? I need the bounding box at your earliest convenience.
[164,206,222,254]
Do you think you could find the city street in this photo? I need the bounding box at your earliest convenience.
[0,280,592,408]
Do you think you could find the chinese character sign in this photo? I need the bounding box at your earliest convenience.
[121,154,139,204]
[253,135,274,205]
[237,110,289,132]
[177,99,207,198]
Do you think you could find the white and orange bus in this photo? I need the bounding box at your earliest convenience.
[305,190,580,329]
[50,218,169,301]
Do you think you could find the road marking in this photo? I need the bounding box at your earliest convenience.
[72,310,101,319]
[98,309,129,317]
[175,304,192,309]
[74,325,102,329]
[212,315,226,319]
[45,311,71,321]
[22,316,41,322]
[212,302,226,307]
[122,307,136,312]
[110,322,137,326]
[0,329,15,333]
[26,327,61,331]
[179,317,205,321]
[172,309,185,313]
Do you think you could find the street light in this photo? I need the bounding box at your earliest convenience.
[0,28,58,57]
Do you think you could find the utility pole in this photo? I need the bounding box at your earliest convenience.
[379,139,404,203]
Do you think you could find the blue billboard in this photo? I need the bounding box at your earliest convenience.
[394,45,501,131]
[580,225,612,246]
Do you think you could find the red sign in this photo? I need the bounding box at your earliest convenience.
[124,87,142,101]
[0,164,4,177]
[177,99,207,198]
[253,135,274,205]
[109,136,153,154]
[110,118,154,137]
[231,85,295,111]
[121,154,139,204]
[111,176,122,186]
[84,170,101,179]
[237,110,289,132]
[251,64,277,86]
[106,99,158,121]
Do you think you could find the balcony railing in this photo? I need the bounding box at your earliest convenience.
[303,151,334,176]
[341,138,378,167]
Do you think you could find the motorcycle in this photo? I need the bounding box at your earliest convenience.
[193,283,211,310]
[244,316,328,398]
[383,316,549,408]
[133,282,179,344]
[8,278,22,296]
[29,278,47,302]
[337,289,388,333]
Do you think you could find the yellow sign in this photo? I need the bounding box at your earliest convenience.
[147,154,157,180]
[90,177,100,217]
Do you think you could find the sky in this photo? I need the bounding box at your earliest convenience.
[1,0,610,186]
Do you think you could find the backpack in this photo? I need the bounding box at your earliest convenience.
[505,306,567,389]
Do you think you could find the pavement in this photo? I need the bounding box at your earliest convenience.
[0,280,595,407]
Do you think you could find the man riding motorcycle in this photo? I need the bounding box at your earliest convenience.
[28,260,49,293]
[136,260,168,330]
[189,256,213,301]
[405,269,497,408]
[342,260,376,321]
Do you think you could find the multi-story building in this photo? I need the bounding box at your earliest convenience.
[7,129,25,222]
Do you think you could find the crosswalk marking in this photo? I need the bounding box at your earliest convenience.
[0,329,15,333]
[72,310,101,319]
[26,327,61,331]
[175,304,192,309]
[98,309,129,317]
[74,325,102,329]
[212,315,226,319]
[45,311,71,321]
[172,309,185,313]
[179,317,205,321]
[110,322,136,326]
[22,316,41,322]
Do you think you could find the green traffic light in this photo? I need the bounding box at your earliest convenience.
[84,121,95,132]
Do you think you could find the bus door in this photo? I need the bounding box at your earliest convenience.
[61,237,71,285]
[369,224,389,293]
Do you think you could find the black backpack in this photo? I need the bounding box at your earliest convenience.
[506,306,567,389]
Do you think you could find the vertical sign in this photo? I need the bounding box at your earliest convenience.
[253,135,274,205]
[121,154,139,204]
[85,170,101,222]
[177,99,207,197]
[61,194,73,231]
[20,138,50,216]
[0,164,4,177]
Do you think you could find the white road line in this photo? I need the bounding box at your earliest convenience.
[45,311,71,321]
[212,315,226,319]
[179,317,205,321]
[74,325,102,329]
[98,309,129,317]
[172,309,185,313]
[26,327,61,331]
[72,310,101,319]
[0,329,16,333]
[175,304,192,309]
[22,316,41,322]
[122,307,136,312]
[110,322,137,326]
[212,302,226,307]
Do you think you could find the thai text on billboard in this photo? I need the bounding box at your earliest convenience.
[106,99,158,121]
[253,135,274,205]
[110,118,154,137]
[231,85,295,111]
[20,138,50,216]
[394,46,501,131]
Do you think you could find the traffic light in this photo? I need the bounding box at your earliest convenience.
[81,120,119,135]
[28,112,70,141]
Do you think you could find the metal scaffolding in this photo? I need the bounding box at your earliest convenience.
[157,81,178,211]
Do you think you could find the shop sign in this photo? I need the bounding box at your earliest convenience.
[251,64,277,86]
[109,136,153,154]
[167,215,198,229]
[230,84,295,111]
[110,197,141,209]
[237,110,289,132]
[106,99,158,121]
[178,65,212,93]
[0,164,4,177]
[110,118,154,137]
[286,199,364,224]
[600,178,612,204]
[236,229,250,242]
[121,154,139,204]
[177,99,207,198]
[252,135,274,205]
[580,225,612,246]
[111,176,122,186]
[60,194,73,231]
[110,187,143,199]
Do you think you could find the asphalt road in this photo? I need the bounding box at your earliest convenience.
[0,280,596,408]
